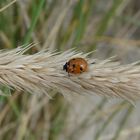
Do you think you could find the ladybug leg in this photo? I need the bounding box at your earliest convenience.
[91,62,96,64]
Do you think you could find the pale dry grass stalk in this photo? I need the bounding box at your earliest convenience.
[0,44,140,103]
[0,0,17,12]
[101,125,140,140]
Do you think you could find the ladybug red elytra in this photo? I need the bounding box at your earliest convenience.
[63,57,88,74]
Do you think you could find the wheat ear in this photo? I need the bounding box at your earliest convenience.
[0,45,139,103]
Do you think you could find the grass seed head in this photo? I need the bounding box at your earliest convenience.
[0,46,139,103]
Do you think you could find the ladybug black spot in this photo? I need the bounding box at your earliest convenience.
[80,67,83,71]
[73,64,76,68]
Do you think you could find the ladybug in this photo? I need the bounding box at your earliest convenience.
[63,57,88,74]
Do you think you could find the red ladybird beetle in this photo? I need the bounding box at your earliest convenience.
[63,57,88,74]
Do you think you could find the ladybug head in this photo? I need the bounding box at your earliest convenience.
[63,62,68,72]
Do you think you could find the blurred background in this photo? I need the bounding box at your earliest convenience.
[0,0,140,140]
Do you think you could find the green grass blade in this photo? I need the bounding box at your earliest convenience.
[23,0,46,45]
[94,101,127,140]
[88,0,124,51]
[112,104,134,140]
[74,0,96,45]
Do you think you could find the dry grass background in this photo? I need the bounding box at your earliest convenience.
[0,0,140,140]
